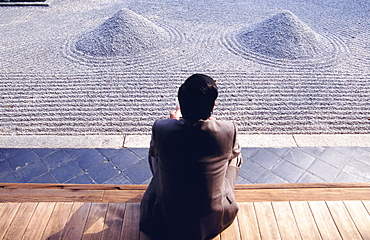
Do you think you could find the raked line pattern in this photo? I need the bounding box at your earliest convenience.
[0,71,369,135]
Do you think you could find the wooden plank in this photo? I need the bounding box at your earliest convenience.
[60,202,91,240]
[253,202,281,240]
[22,202,56,240]
[343,201,370,239]
[290,201,321,240]
[3,202,38,240]
[102,190,145,203]
[0,203,20,239]
[82,203,109,240]
[101,203,126,240]
[121,202,140,240]
[234,187,370,202]
[2,182,370,190]
[326,201,362,239]
[2,183,370,203]
[0,183,148,190]
[41,202,74,239]
[235,182,370,189]
[308,201,341,240]
[272,202,301,239]
[0,188,104,202]
[363,200,370,213]
[220,216,241,240]
[237,202,261,240]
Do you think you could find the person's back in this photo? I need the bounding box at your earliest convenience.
[140,74,242,240]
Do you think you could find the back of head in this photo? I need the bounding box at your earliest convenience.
[178,74,218,122]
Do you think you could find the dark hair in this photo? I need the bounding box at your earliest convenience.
[178,74,218,121]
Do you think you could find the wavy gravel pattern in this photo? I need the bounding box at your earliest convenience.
[63,21,186,68]
[0,72,368,135]
[221,25,349,69]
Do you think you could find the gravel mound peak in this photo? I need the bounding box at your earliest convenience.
[75,8,170,56]
[237,10,334,60]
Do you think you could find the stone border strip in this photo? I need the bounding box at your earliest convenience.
[0,0,53,6]
[0,135,125,148]
[0,134,368,148]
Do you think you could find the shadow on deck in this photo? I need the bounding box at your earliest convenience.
[0,183,370,239]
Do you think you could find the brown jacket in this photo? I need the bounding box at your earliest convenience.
[140,119,242,240]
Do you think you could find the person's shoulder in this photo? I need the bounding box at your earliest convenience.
[209,119,235,126]
[152,118,179,129]
[205,119,236,132]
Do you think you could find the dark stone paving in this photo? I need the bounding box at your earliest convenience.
[0,147,369,185]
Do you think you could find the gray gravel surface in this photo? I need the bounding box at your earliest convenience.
[0,0,369,135]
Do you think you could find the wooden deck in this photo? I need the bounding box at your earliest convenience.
[0,183,370,239]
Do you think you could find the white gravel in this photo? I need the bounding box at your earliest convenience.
[0,0,368,135]
[236,10,333,60]
[75,8,170,56]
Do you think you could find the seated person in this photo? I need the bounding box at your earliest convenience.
[140,74,242,240]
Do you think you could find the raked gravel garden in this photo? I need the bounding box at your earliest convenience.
[0,0,369,135]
